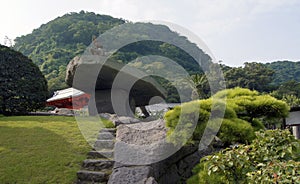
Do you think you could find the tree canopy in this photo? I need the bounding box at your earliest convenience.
[224,62,275,92]
[0,45,48,115]
[266,60,300,85]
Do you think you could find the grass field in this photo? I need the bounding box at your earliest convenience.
[0,115,113,184]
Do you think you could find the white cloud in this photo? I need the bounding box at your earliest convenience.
[91,0,299,38]
[188,0,299,36]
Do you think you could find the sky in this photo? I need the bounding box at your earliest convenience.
[1,0,300,66]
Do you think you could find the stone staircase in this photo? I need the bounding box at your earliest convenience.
[77,128,116,184]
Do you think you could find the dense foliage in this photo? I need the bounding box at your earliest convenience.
[13,11,210,102]
[270,80,300,98]
[12,10,300,102]
[193,61,300,97]
[224,62,275,92]
[14,11,125,93]
[188,129,300,184]
[192,61,300,99]
[266,60,300,86]
[0,45,48,115]
[164,88,289,146]
[103,23,212,102]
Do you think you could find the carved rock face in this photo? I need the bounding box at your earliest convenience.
[65,56,166,115]
[65,55,81,87]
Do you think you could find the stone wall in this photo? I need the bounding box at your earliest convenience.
[107,117,223,184]
[109,142,220,184]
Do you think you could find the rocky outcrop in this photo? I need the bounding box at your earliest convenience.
[65,56,80,87]
[65,55,166,116]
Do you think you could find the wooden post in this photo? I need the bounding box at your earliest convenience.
[282,118,286,129]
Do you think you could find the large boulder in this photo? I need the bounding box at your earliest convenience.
[65,55,80,87]
[108,166,154,184]
[65,55,166,115]
[108,118,221,184]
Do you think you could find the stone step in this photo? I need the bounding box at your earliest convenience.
[100,128,116,134]
[87,150,114,159]
[77,180,106,184]
[77,170,109,183]
[94,140,115,150]
[82,159,115,171]
[97,132,115,140]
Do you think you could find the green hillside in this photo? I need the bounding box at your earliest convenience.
[13,11,210,102]
[14,11,125,93]
[265,60,300,85]
[13,10,300,100]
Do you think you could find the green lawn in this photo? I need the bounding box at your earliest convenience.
[0,116,113,184]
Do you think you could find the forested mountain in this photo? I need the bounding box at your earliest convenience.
[13,11,209,102]
[265,61,300,85]
[14,11,125,92]
[12,11,300,101]
[221,61,300,90]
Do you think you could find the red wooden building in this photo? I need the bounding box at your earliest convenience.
[46,88,90,109]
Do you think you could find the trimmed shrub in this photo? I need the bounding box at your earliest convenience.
[213,87,259,99]
[0,45,48,115]
[218,118,255,145]
[164,88,289,146]
[250,118,265,131]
